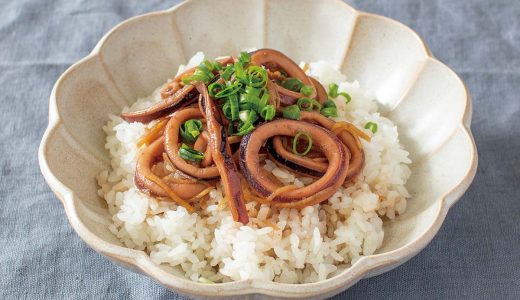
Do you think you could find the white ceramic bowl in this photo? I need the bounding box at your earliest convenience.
[39,0,477,298]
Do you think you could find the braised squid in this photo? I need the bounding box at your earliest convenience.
[127,48,369,224]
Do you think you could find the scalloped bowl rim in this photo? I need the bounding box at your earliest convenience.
[38,0,478,298]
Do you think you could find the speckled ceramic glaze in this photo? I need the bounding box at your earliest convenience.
[38,0,477,298]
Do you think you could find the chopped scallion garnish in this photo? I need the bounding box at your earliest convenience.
[234,61,246,82]
[182,59,220,85]
[292,131,313,156]
[240,92,259,111]
[338,91,351,103]
[246,66,268,88]
[222,101,232,119]
[215,81,241,98]
[179,144,205,162]
[228,94,239,121]
[239,110,258,124]
[221,65,235,81]
[182,72,210,85]
[320,107,337,118]
[260,104,275,121]
[213,61,223,71]
[244,85,261,97]
[235,121,255,136]
[180,119,203,143]
[328,83,339,98]
[208,82,224,98]
[321,99,338,117]
[282,78,304,92]
[282,105,301,120]
[297,98,322,112]
[323,99,337,108]
[257,92,270,112]
[300,85,314,96]
[364,121,378,134]
[238,51,251,65]
[328,83,351,104]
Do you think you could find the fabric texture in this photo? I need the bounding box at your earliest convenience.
[1,0,518,299]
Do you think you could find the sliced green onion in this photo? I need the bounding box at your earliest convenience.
[328,83,339,98]
[213,61,223,71]
[239,86,269,113]
[282,78,304,92]
[300,85,314,96]
[238,110,249,123]
[328,83,351,104]
[320,107,337,118]
[282,105,301,120]
[240,93,259,111]
[234,61,246,82]
[222,102,232,119]
[239,110,258,124]
[321,100,338,117]
[239,101,255,111]
[297,98,322,112]
[244,85,261,97]
[235,121,255,136]
[246,66,268,88]
[197,60,215,78]
[323,99,337,108]
[260,104,275,121]
[203,59,223,72]
[196,68,212,82]
[182,59,219,85]
[182,72,208,85]
[198,62,212,74]
[228,94,239,121]
[238,51,251,65]
[221,65,235,81]
[292,131,313,156]
[208,82,225,97]
[257,92,270,112]
[364,121,378,134]
[201,59,214,71]
[180,119,203,143]
[338,92,351,104]
[179,144,205,162]
[215,81,241,98]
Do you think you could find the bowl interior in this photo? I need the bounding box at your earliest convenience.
[42,0,474,291]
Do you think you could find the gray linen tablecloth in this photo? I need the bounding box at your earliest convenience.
[1,0,519,299]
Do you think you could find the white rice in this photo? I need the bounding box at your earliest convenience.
[96,53,411,284]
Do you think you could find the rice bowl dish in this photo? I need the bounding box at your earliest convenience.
[96,49,412,284]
